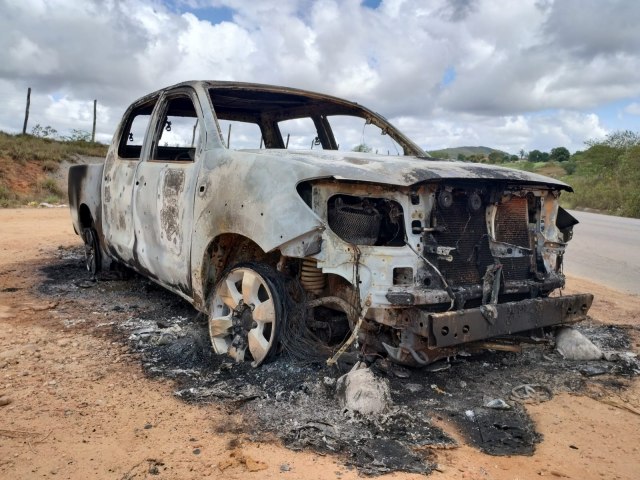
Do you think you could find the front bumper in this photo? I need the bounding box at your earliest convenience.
[405,293,593,348]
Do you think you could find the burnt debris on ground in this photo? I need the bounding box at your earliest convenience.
[36,247,640,475]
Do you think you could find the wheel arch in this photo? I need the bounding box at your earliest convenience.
[196,233,282,309]
[78,203,94,229]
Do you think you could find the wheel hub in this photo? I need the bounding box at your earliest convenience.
[229,301,257,351]
[232,300,257,333]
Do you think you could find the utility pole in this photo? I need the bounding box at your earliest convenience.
[22,87,31,135]
[91,99,97,142]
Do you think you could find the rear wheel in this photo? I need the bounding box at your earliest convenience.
[82,227,101,277]
[208,263,284,367]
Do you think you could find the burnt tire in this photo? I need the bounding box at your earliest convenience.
[82,227,101,277]
[208,262,286,367]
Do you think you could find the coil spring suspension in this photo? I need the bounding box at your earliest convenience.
[300,259,326,295]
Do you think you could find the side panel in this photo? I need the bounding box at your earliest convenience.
[101,95,158,265]
[132,161,200,292]
[189,149,326,306]
[102,152,139,263]
[68,163,105,235]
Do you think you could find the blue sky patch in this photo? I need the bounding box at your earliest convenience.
[163,0,235,24]
[441,66,456,87]
[595,98,640,131]
[362,0,382,10]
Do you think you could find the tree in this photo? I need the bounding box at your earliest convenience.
[509,155,519,162]
[519,149,526,159]
[63,129,92,142]
[487,151,503,163]
[550,146,570,162]
[352,143,372,153]
[528,149,543,162]
[586,130,640,149]
[31,124,58,138]
[457,153,466,161]
[540,152,550,162]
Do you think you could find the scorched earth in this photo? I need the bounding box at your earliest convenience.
[0,207,639,479]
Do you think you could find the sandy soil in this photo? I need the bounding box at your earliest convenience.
[1,207,639,480]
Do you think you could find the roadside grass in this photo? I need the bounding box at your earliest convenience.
[0,183,18,208]
[561,146,640,218]
[0,131,108,207]
[0,131,107,164]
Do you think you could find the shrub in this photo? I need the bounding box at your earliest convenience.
[38,178,63,196]
[562,160,577,175]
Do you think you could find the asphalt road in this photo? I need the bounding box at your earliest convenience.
[563,210,640,295]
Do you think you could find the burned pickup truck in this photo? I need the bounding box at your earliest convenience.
[69,80,592,367]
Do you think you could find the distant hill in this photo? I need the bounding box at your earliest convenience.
[427,146,510,159]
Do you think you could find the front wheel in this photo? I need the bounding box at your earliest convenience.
[208,263,285,367]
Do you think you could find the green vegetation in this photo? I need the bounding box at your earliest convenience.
[476,130,640,218]
[429,131,640,218]
[0,183,18,208]
[429,145,509,160]
[0,130,107,164]
[0,130,108,207]
[352,143,373,153]
[550,146,570,163]
[562,140,640,218]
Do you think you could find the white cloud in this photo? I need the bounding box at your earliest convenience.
[0,0,638,151]
[624,102,640,116]
[396,110,607,154]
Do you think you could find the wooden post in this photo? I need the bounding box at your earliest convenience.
[91,99,97,142]
[22,87,31,135]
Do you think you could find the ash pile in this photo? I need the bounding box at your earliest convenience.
[122,308,639,475]
[39,249,640,476]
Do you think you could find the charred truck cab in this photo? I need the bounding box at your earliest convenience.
[69,81,592,368]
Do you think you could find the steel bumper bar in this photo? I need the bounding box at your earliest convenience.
[422,294,594,348]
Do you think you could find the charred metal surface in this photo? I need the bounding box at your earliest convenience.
[429,294,594,348]
[68,80,592,367]
[160,169,185,249]
[68,163,105,237]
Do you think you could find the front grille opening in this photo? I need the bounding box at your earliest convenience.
[495,196,531,281]
[430,187,533,287]
[433,189,493,286]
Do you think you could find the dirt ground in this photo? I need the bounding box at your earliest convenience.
[1,207,639,480]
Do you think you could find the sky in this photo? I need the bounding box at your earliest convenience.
[1,0,639,154]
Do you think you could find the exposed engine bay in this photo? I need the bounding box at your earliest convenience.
[297,179,591,366]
